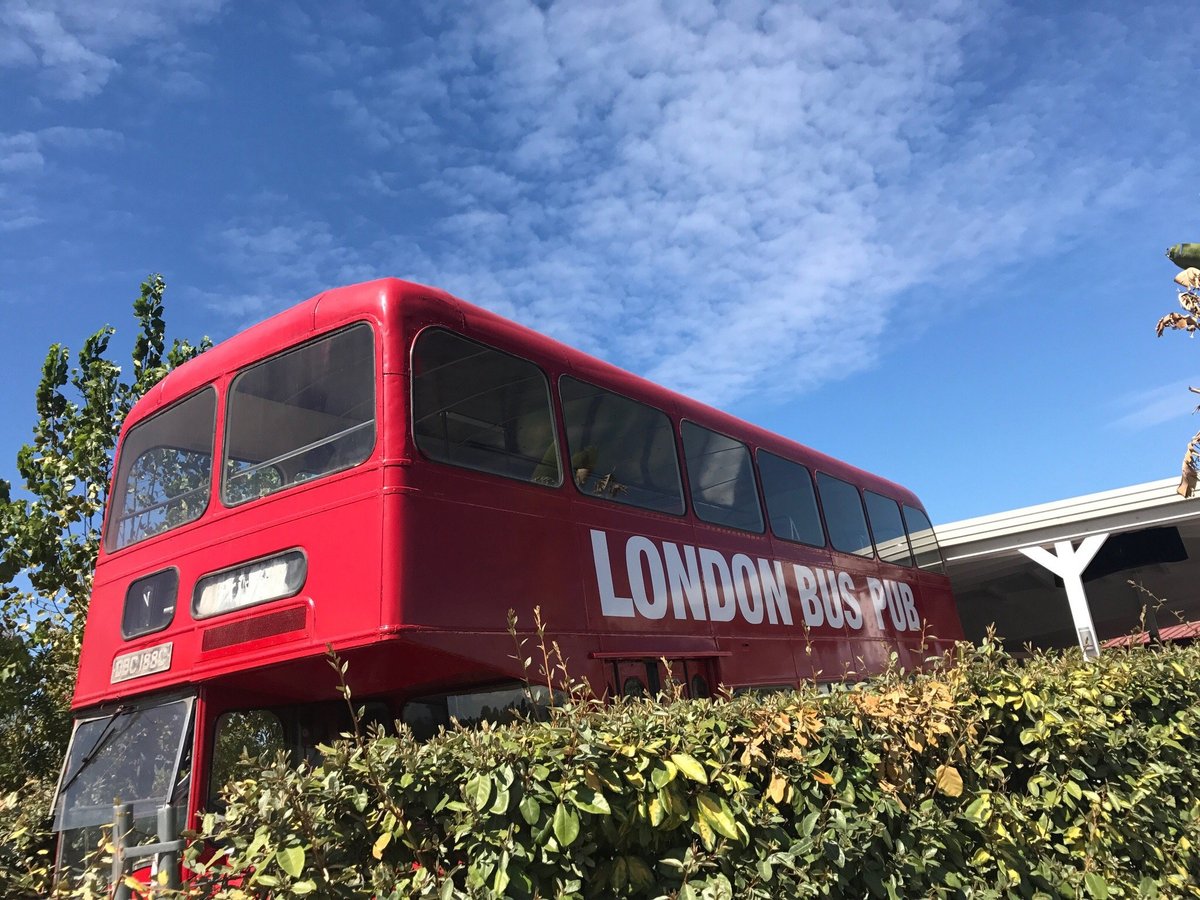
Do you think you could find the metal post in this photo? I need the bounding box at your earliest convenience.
[112,802,132,900]
[156,804,181,891]
[1019,534,1108,659]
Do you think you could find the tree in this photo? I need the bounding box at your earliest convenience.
[1158,251,1200,497]
[0,275,209,791]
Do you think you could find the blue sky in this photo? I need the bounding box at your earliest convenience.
[2,0,1198,525]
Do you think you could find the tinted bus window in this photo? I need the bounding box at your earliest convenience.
[757,450,824,547]
[559,377,684,514]
[864,491,914,567]
[106,388,215,551]
[224,324,376,505]
[816,473,873,557]
[681,422,763,532]
[401,684,551,740]
[209,710,286,807]
[902,505,946,573]
[412,330,560,485]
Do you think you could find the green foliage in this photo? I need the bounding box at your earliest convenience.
[94,639,1200,899]
[0,275,207,894]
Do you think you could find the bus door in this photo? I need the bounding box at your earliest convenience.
[664,658,714,699]
[607,658,715,700]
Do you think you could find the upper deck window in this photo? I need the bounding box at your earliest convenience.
[816,472,874,557]
[681,422,763,532]
[757,450,825,547]
[223,324,376,506]
[559,377,684,514]
[902,505,947,573]
[106,388,216,551]
[864,491,914,567]
[412,329,560,486]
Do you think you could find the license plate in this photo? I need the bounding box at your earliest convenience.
[111,642,173,683]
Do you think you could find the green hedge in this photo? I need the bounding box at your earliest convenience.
[18,640,1200,898]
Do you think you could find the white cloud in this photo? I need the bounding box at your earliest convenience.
[1112,380,1200,432]
[0,126,124,230]
[0,0,224,99]
[241,1,1185,406]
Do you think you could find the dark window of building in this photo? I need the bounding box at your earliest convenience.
[412,330,559,486]
[757,450,825,547]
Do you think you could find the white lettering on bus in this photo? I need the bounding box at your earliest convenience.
[589,529,923,631]
[700,548,736,622]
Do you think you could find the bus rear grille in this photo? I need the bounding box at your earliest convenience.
[201,606,307,651]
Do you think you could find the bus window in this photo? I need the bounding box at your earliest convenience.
[731,684,792,697]
[559,377,684,514]
[816,473,873,557]
[412,330,560,486]
[121,568,179,639]
[681,422,763,532]
[223,323,375,505]
[864,491,914,567]
[400,684,551,740]
[902,505,947,574]
[757,451,825,547]
[209,710,286,808]
[106,388,216,551]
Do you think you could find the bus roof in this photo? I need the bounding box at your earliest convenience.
[125,278,924,509]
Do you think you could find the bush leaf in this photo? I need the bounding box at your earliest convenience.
[553,802,580,847]
[276,845,304,878]
[671,753,708,784]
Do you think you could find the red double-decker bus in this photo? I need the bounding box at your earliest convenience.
[50,277,961,873]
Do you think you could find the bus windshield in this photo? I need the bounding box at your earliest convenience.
[54,696,193,832]
[53,695,193,873]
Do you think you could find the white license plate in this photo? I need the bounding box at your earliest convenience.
[111,642,173,683]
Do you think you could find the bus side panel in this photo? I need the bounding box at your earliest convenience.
[396,463,585,634]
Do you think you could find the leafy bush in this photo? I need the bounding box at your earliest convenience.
[0,776,56,898]
[33,639,1200,898]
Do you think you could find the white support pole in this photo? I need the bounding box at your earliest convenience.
[1018,533,1108,658]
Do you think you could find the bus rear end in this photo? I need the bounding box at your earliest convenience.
[52,287,391,878]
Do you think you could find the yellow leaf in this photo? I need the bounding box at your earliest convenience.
[767,773,788,804]
[935,765,964,798]
[372,831,391,860]
[671,753,709,784]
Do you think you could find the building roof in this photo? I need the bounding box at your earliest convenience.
[1102,620,1200,648]
[937,478,1197,562]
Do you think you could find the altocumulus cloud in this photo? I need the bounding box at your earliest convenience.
[258,0,1157,407]
[0,0,224,99]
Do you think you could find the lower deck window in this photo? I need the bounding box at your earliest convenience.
[401,683,552,740]
[207,700,390,807]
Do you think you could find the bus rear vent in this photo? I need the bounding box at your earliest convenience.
[201,606,307,651]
